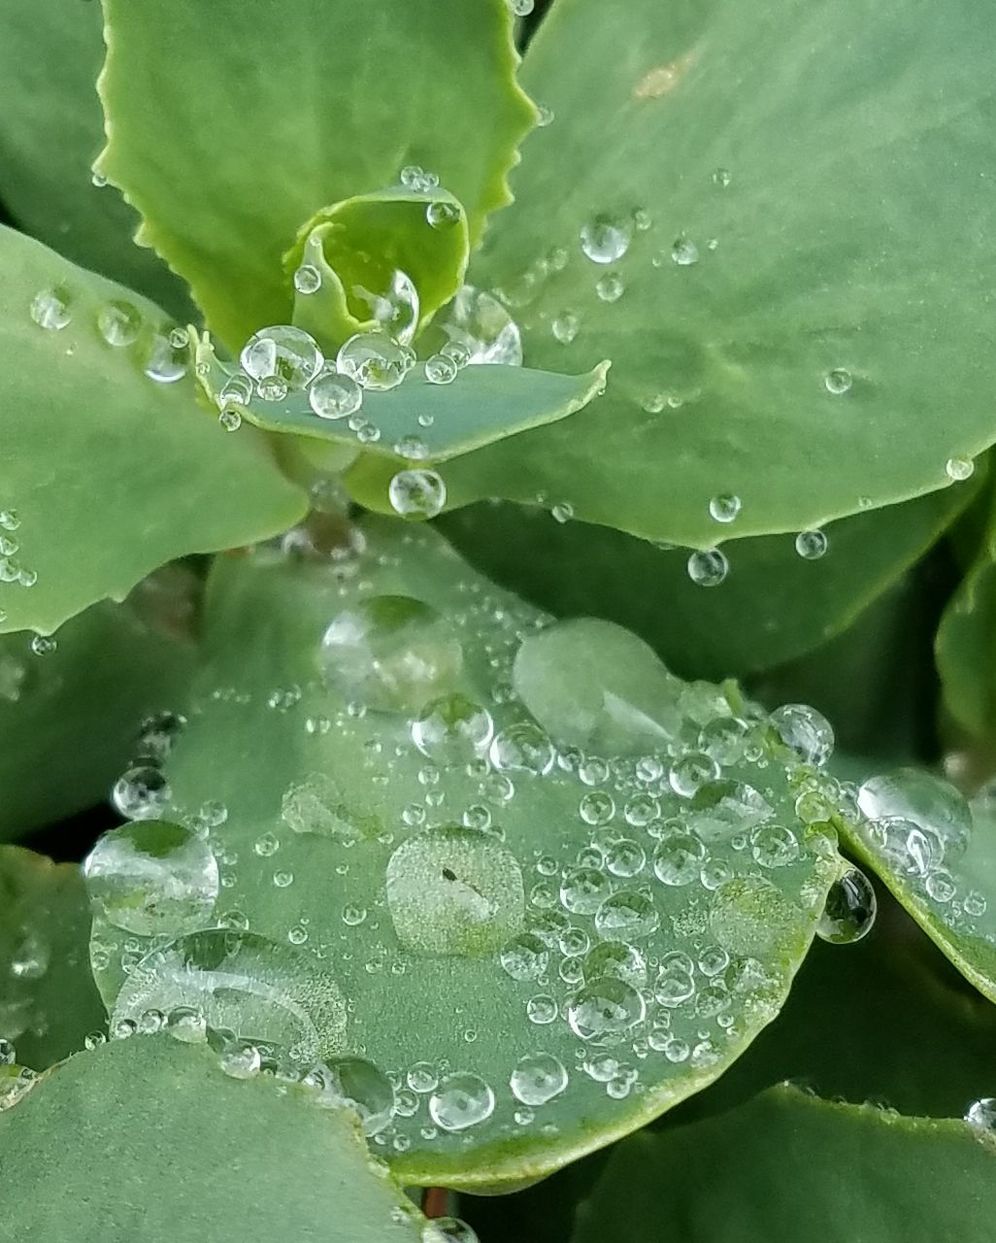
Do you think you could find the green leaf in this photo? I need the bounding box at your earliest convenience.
[286,189,470,351]
[0,1034,425,1242]
[0,226,306,635]
[439,486,970,680]
[89,517,841,1189]
[0,588,195,842]
[676,891,996,1123]
[461,0,996,545]
[0,847,105,1070]
[572,1085,996,1243]
[838,770,996,1004]
[194,331,609,466]
[0,0,189,316]
[937,501,996,742]
[97,0,536,348]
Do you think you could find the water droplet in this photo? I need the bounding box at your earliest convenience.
[750,824,799,868]
[567,977,645,1043]
[97,300,142,347]
[510,1053,568,1105]
[143,331,189,384]
[669,752,721,797]
[559,866,611,915]
[653,830,706,885]
[388,469,447,519]
[552,311,580,344]
[584,940,647,986]
[507,0,535,13]
[426,200,461,230]
[424,353,458,384]
[0,1065,37,1111]
[671,238,699,266]
[293,264,322,294]
[219,373,253,406]
[500,932,549,980]
[166,1005,207,1043]
[687,549,729,586]
[580,215,632,264]
[946,456,975,482]
[489,722,555,775]
[594,891,659,939]
[858,768,972,860]
[337,332,411,390]
[241,325,323,389]
[965,1098,996,1133]
[824,368,852,395]
[526,994,557,1024]
[411,693,494,762]
[30,287,71,331]
[429,1072,495,1131]
[315,1057,395,1135]
[423,1219,479,1243]
[400,165,437,193]
[595,272,624,303]
[135,710,187,763]
[434,285,522,366]
[386,827,524,955]
[770,703,834,766]
[308,369,362,420]
[795,529,828,559]
[817,867,877,944]
[320,594,462,711]
[84,821,219,936]
[113,930,346,1062]
[218,1041,262,1079]
[111,763,171,820]
[30,635,56,656]
[709,494,741,524]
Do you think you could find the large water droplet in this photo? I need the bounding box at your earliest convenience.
[580,215,632,264]
[112,930,346,1062]
[510,1053,568,1105]
[594,891,659,939]
[410,693,494,762]
[320,595,463,712]
[386,827,525,955]
[770,703,834,766]
[83,821,219,937]
[337,332,410,390]
[97,300,142,347]
[388,469,447,519]
[240,325,323,389]
[308,370,363,420]
[111,764,171,820]
[567,977,645,1043]
[432,285,522,366]
[817,867,877,944]
[314,1056,395,1135]
[489,721,555,775]
[429,1072,495,1131]
[965,1098,996,1133]
[857,768,972,861]
[687,549,729,587]
[30,287,71,331]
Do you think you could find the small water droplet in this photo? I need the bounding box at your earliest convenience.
[97,300,142,347]
[580,215,632,264]
[510,1053,568,1105]
[795,529,828,559]
[946,456,975,482]
[708,494,741,524]
[595,272,624,303]
[552,311,580,344]
[687,548,729,586]
[293,264,322,294]
[567,977,645,1043]
[424,353,458,384]
[429,1072,495,1131]
[30,287,71,331]
[337,332,411,391]
[426,200,461,230]
[388,469,447,519]
[671,237,699,266]
[824,368,852,395]
[111,764,171,820]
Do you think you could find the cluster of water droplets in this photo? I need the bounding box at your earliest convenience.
[78,522,887,1162]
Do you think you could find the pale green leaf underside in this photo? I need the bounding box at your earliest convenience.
[839,792,996,1005]
[440,482,972,680]
[0,227,306,636]
[97,0,536,348]
[91,518,839,1190]
[572,1086,996,1243]
[464,0,996,546]
[0,594,194,841]
[194,332,609,465]
[0,0,189,315]
[0,1035,424,1243]
[0,847,105,1071]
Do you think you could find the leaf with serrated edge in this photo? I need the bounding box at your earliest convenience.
[97,0,536,348]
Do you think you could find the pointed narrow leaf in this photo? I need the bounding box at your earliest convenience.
[0,227,305,635]
[465,0,996,545]
[97,0,536,347]
[0,1035,425,1242]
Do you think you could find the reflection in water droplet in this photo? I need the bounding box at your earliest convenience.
[83,821,219,937]
[580,215,632,264]
[410,694,494,762]
[112,930,346,1062]
[824,368,852,395]
[567,977,645,1043]
[309,370,362,420]
[320,595,462,711]
[857,768,972,860]
[386,827,524,955]
[97,300,142,347]
[817,867,877,944]
[510,1053,568,1105]
[429,1072,495,1131]
[313,1056,395,1135]
[388,469,447,520]
[111,764,171,820]
[30,287,72,331]
[687,549,729,587]
[770,703,834,766]
[794,529,828,560]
